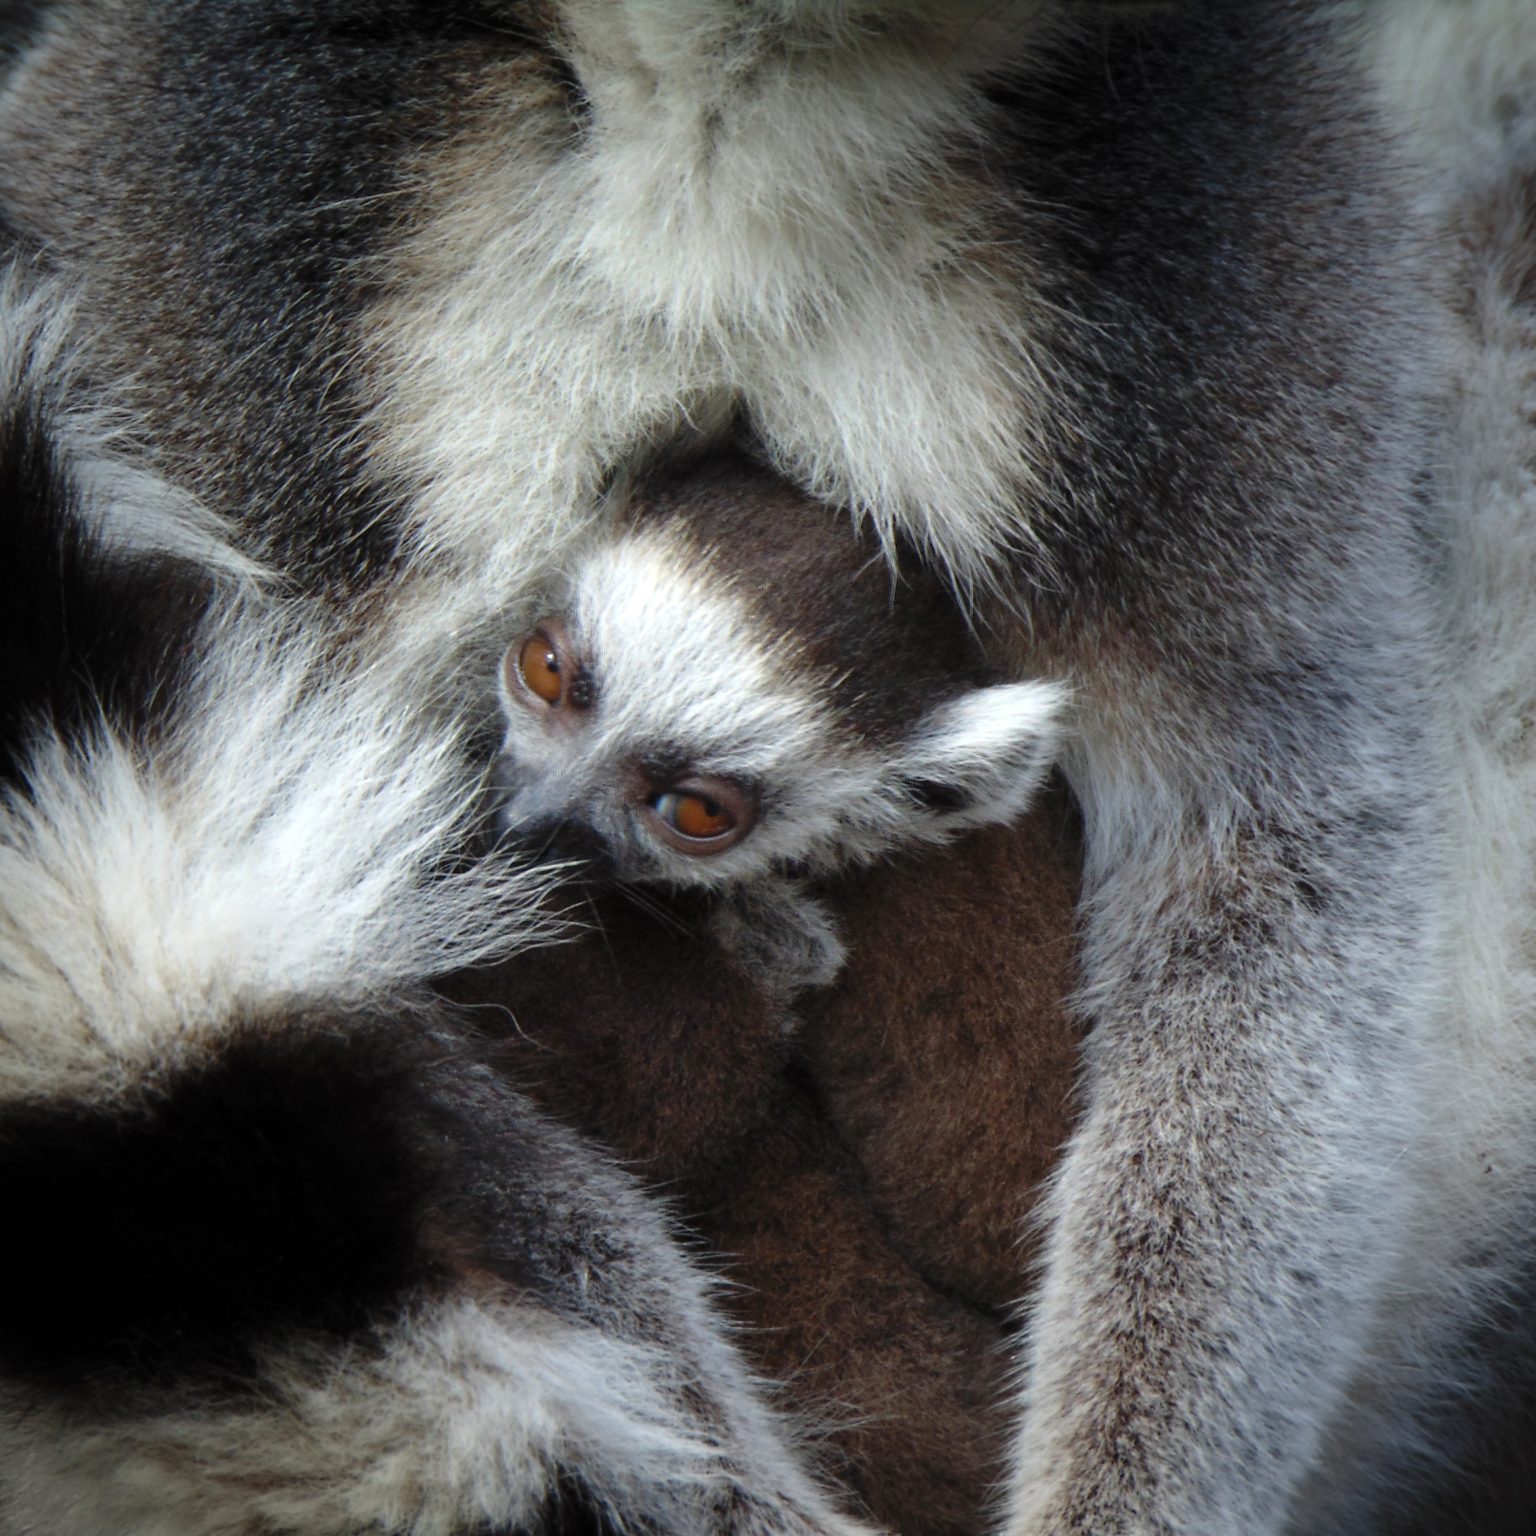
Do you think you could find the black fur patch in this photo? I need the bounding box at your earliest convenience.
[901,777,974,816]
[0,390,212,786]
[0,1019,448,1396]
[0,1,43,61]
[497,811,619,882]
[0,1003,695,1404]
[523,1473,646,1536]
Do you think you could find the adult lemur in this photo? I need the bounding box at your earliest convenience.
[0,270,892,1536]
[4,3,1536,1535]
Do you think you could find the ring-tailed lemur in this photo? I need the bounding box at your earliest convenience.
[492,454,1061,1000]
[479,452,1070,1536]
[0,273,877,1536]
[4,3,1536,1534]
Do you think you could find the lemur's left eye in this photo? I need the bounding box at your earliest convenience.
[518,632,563,704]
[643,778,756,855]
[507,620,591,713]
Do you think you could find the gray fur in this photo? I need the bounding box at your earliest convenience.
[2,3,1534,1535]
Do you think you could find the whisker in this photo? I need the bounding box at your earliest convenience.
[616,880,700,940]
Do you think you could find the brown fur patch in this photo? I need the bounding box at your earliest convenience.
[695,1075,1012,1536]
[442,889,787,1182]
[800,775,1085,1312]
[444,778,1086,1536]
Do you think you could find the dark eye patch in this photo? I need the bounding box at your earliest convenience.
[636,749,693,786]
[566,666,596,710]
[901,777,973,815]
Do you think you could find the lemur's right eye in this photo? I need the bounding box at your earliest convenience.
[518,632,563,704]
[642,777,757,855]
[507,620,595,716]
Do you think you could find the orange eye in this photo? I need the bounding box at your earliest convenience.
[518,632,562,705]
[653,790,735,840]
[644,779,757,855]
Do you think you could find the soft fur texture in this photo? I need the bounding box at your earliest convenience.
[2,3,1536,1535]
[801,778,1086,1318]
[493,455,1061,995]
[0,290,875,1536]
[446,783,1087,1536]
[475,452,1081,1535]
[472,456,1085,1534]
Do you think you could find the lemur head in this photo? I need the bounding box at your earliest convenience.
[494,456,1062,900]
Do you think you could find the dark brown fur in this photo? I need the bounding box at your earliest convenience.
[800,775,1085,1314]
[628,455,1000,748]
[443,783,1085,1536]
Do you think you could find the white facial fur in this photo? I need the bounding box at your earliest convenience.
[495,521,1063,898]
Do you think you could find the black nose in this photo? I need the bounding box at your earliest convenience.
[497,812,617,883]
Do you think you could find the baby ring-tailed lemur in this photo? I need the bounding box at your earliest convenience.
[493,455,1061,1000]
[6,2,1536,1534]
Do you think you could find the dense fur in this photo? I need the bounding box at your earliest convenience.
[493,455,1060,994]
[801,778,1086,1316]
[0,298,873,1536]
[472,459,1087,1533]
[3,3,1536,1535]
[444,819,1086,1536]
[476,453,1081,1532]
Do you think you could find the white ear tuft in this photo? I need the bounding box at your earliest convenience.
[893,680,1065,832]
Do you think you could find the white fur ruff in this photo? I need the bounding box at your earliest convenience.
[365,2,1062,616]
[0,595,557,1105]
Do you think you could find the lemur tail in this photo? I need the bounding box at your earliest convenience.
[0,266,871,1536]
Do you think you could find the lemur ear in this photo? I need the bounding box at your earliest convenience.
[893,681,1064,831]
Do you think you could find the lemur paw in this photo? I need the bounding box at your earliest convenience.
[707,881,846,1009]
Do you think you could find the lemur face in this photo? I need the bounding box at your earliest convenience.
[494,460,1061,894]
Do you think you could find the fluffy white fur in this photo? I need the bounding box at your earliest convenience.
[1,270,558,1105]
[0,264,558,1101]
[0,588,561,1103]
[496,516,1059,1001]
[0,375,870,1536]
[4,4,1536,1533]
[366,2,1060,617]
